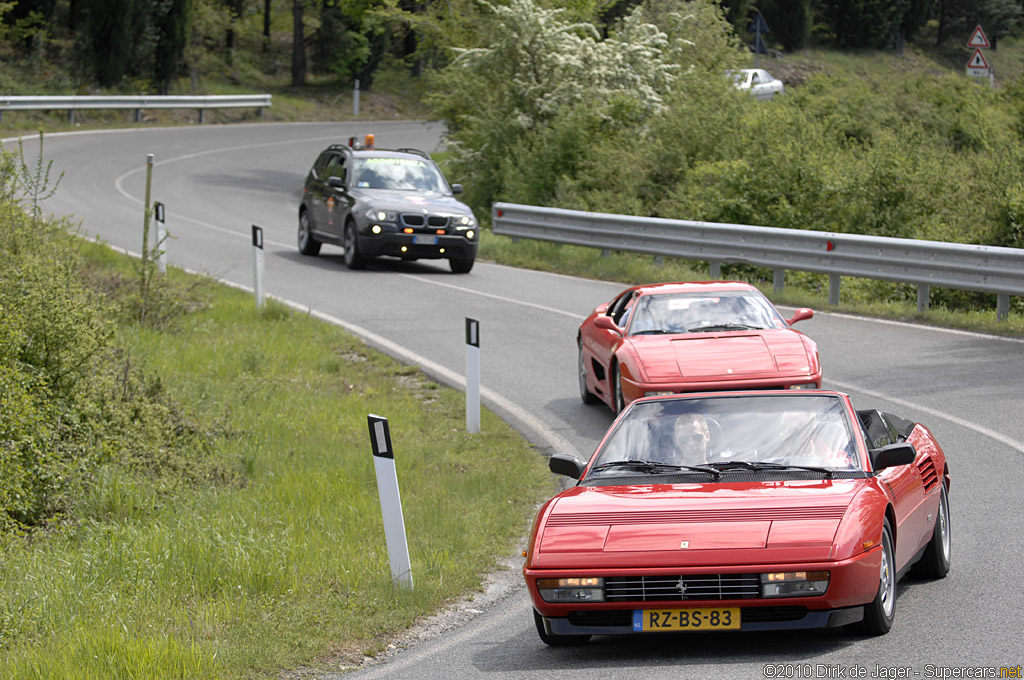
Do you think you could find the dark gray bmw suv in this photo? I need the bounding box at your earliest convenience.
[297,135,478,273]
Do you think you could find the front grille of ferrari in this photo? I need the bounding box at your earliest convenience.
[400,213,450,228]
[604,573,761,601]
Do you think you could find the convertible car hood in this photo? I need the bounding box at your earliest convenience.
[629,330,811,382]
[535,481,861,568]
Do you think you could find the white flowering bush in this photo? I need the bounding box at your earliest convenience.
[428,0,743,210]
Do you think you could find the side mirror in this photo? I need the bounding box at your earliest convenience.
[594,316,620,333]
[869,443,916,472]
[451,183,463,195]
[327,176,345,189]
[787,308,814,325]
[549,453,587,480]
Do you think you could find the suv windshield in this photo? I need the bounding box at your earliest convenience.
[352,157,449,192]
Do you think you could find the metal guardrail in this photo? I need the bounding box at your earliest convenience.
[0,94,272,124]
[492,202,1024,320]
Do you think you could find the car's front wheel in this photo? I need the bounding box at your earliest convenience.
[911,483,951,579]
[861,520,896,635]
[533,610,590,647]
[449,256,474,273]
[343,220,367,270]
[297,210,321,256]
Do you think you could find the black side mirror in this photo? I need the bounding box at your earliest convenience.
[549,453,587,480]
[451,183,463,195]
[869,443,916,472]
[328,176,345,189]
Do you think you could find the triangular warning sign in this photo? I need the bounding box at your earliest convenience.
[968,48,990,69]
[968,25,990,48]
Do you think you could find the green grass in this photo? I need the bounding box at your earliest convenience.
[0,241,556,679]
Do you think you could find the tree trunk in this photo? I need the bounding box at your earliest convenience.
[292,0,306,86]
[264,0,273,51]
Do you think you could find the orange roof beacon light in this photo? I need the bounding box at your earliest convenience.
[365,134,375,149]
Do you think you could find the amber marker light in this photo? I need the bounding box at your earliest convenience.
[863,540,875,551]
[404,228,414,234]
[365,133,375,148]
[436,229,446,235]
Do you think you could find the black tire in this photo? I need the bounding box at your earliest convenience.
[911,483,951,579]
[343,220,367,270]
[533,610,590,647]
[611,362,625,414]
[578,341,599,405]
[449,257,474,273]
[297,210,321,256]
[861,520,896,635]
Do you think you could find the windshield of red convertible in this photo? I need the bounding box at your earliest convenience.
[627,291,787,335]
[590,394,860,475]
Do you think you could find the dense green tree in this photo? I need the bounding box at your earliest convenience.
[154,0,193,93]
[83,0,136,86]
[820,0,904,48]
[762,0,812,51]
[292,0,306,85]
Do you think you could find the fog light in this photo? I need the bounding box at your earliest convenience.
[536,577,605,603]
[371,225,382,234]
[790,383,819,389]
[401,246,408,253]
[761,571,829,597]
[466,230,476,240]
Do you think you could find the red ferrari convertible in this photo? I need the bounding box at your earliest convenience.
[578,281,821,413]
[525,391,951,645]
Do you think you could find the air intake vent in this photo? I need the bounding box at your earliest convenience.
[918,457,938,492]
[605,573,760,602]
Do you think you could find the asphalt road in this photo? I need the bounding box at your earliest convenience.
[8,122,1023,679]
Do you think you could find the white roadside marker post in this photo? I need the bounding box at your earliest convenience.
[368,414,413,589]
[465,318,480,434]
[153,201,167,274]
[251,224,264,308]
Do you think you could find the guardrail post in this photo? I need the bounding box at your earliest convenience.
[134,109,141,123]
[354,78,360,118]
[997,294,1010,321]
[917,284,930,313]
[466,318,481,434]
[829,273,841,306]
[773,268,785,295]
[709,261,721,279]
[68,109,74,125]
[198,109,206,124]
[367,414,413,589]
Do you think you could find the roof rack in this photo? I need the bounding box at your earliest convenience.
[394,147,430,159]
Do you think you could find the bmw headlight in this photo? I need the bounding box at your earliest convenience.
[365,208,398,223]
[454,214,476,228]
[760,571,829,598]
[536,577,605,603]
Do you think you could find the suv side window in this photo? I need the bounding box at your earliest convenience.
[314,151,337,179]
[324,155,347,184]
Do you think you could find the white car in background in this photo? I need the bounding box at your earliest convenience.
[733,68,785,100]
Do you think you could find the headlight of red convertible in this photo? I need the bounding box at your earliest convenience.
[536,577,605,603]
[760,571,829,597]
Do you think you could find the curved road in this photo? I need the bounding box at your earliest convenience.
[8,122,1022,678]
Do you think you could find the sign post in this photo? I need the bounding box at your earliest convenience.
[465,318,480,434]
[251,224,264,308]
[965,26,993,87]
[153,201,167,274]
[368,414,413,589]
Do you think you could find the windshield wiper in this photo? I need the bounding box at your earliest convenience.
[687,324,762,332]
[703,460,835,478]
[590,460,721,476]
[631,329,675,335]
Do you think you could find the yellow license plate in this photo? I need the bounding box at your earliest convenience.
[632,607,740,631]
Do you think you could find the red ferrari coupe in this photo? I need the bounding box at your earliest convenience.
[525,391,951,645]
[578,281,821,413]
